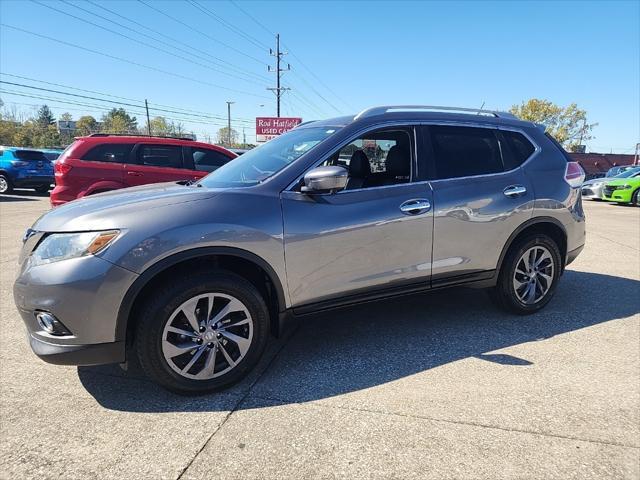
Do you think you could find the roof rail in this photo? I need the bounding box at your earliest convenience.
[354,105,518,121]
[87,133,196,141]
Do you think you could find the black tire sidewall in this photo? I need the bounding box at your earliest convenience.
[495,235,562,315]
[632,189,639,206]
[135,270,269,395]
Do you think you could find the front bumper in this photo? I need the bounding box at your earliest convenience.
[14,253,138,365]
[581,185,603,199]
[28,334,125,365]
[602,189,633,203]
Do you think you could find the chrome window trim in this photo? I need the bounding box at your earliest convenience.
[285,121,420,193]
[419,121,541,184]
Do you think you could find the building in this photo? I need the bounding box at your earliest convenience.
[568,152,637,177]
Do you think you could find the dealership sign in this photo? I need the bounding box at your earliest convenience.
[256,117,302,142]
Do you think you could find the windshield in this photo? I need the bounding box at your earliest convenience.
[614,167,640,179]
[198,126,339,188]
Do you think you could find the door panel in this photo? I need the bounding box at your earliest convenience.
[281,183,433,306]
[429,169,534,281]
[125,144,197,187]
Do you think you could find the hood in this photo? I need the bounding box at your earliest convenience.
[605,177,640,186]
[34,182,218,232]
[582,178,606,186]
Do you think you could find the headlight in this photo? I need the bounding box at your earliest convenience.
[591,182,603,187]
[620,184,633,190]
[30,230,120,266]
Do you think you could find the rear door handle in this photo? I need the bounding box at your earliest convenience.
[127,171,143,176]
[503,185,527,198]
[400,199,431,215]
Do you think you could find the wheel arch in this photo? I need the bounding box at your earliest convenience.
[496,217,568,277]
[116,247,287,347]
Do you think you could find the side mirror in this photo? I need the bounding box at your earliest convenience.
[301,166,348,194]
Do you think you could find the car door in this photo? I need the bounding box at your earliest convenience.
[423,124,535,285]
[280,125,434,308]
[184,146,235,179]
[124,143,192,186]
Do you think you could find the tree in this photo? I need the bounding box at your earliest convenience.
[510,99,597,152]
[216,126,238,145]
[59,112,73,122]
[76,115,98,136]
[101,108,138,134]
[36,105,55,128]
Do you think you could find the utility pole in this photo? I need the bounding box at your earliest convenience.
[226,101,234,146]
[145,99,151,136]
[242,127,246,145]
[267,33,290,117]
[634,142,640,166]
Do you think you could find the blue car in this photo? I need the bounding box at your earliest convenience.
[0,146,55,194]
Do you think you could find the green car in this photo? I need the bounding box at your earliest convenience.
[602,166,640,205]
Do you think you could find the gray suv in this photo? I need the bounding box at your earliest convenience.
[14,105,586,394]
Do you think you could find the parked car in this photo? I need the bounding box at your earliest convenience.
[14,105,586,394]
[605,165,634,177]
[50,134,237,206]
[39,148,65,161]
[602,166,640,205]
[0,146,54,194]
[582,167,640,200]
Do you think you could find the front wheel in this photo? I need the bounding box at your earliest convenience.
[490,235,562,315]
[135,270,270,395]
[632,188,639,207]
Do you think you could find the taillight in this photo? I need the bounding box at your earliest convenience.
[565,162,585,188]
[54,161,72,177]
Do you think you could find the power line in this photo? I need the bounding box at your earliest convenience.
[137,0,266,66]
[0,80,255,125]
[31,0,267,88]
[83,0,270,83]
[186,1,270,51]
[0,73,254,121]
[1,24,270,99]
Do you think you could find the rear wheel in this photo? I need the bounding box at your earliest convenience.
[135,270,269,395]
[490,235,562,315]
[0,174,13,194]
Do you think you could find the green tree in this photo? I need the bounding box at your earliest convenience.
[216,126,238,145]
[59,112,73,122]
[76,115,98,136]
[510,99,597,152]
[101,108,138,134]
[36,105,55,129]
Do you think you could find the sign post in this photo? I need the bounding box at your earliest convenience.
[256,117,302,143]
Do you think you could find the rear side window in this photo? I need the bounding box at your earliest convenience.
[82,144,133,163]
[139,145,183,168]
[190,148,232,172]
[430,126,503,179]
[15,150,48,161]
[502,130,535,167]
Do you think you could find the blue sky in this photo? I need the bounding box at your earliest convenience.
[1,0,638,150]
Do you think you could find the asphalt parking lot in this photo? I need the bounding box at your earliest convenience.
[0,192,638,480]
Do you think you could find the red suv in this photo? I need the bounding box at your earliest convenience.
[51,134,237,206]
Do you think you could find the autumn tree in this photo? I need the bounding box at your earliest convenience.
[510,99,596,152]
[76,115,98,136]
[216,126,239,145]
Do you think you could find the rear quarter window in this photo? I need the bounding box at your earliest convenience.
[500,130,536,169]
[82,144,134,163]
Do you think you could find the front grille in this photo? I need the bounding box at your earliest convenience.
[603,185,619,196]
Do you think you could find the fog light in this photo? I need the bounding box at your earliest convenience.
[35,312,72,336]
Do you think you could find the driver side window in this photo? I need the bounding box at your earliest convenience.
[323,129,413,190]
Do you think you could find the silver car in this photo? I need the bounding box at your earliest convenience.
[14,105,586,394]
[581,177,607,200]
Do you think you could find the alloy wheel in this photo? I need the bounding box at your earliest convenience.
[512,246,555,305]
[161,293,253,380]
[0,177,8,193]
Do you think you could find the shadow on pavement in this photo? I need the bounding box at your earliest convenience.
[78,270,640,411]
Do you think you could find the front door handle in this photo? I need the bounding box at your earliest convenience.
[400,199,431,215]
[503,185,527,198]
[127,171,143,177]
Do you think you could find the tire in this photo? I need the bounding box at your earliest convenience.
[34,185,50,194]
[135,270,270,395]
[632,188,640,207]
[490,234,562,315]
[0,174,13,194]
